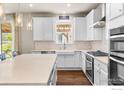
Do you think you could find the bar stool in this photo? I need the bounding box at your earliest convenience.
[0,53,6,61]
[12,51,17,57]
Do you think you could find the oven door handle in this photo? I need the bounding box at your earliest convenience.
[110,57,124,65]
[86,60,92,64]
[110,34,124,39]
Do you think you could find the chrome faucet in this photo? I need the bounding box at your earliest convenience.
[63,42,66,50]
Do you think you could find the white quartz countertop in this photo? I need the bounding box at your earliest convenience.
[0,54,57,85]
[81,50,109,64]
[32,49,109,64]
[32,49,79,52]
[94,56,109,64]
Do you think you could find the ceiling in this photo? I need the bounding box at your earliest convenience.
[3,3,99,14]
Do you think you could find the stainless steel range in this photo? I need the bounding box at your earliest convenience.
[86,50,108,84]
[85,54,94,84]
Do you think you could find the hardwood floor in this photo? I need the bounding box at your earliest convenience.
[56,70,92,85]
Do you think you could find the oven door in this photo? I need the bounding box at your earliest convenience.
[109,56,124,85]
[86,58,94,83]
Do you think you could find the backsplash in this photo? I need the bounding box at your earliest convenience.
[34,41,91,50]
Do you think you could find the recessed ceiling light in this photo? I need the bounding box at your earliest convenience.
[63,11,66,14]
[29,4,33,7]
[67,4,71,7]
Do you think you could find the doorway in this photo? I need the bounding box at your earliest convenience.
[1,22,14,59]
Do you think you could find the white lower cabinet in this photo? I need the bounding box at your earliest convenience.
[56,55,65,68]
[56,54,75,68]
[64,54,75,67]
[94,59,108,85]
[82,52,86,73]
[94,65,100,85]
[100,69,108,85]
[74,51,82,68]
[56,52,82,69]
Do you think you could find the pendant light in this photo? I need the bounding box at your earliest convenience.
[16,3,23,27]
[0,4,6,23]
[0,4,3,16]
[27,4,32,31]
[27,13,32,31]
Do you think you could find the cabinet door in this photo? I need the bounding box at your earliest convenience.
[64,55,75,67]
[87,10,94,26]
[43,18,54,41]
[82,52,86,73]
[33,17,54,41]
[56,55,65,68]
[33,18,44,40]
[94,65,100,85]
[86,10,94,40]
[94,4,102,23]
[74,52,82,67]
[93,28,102,40]
[74,17,87,41]
[100,69,108,85]
[110,3,124,19]
[87,27,94,40]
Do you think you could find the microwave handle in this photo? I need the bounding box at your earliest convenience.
[110,57,124,65]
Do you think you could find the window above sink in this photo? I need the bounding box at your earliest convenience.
[55,21,73,44]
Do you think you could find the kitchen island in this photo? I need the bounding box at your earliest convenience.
[0,54,57,85]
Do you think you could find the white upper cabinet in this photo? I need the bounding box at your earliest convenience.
[93,28,102,40]
[33,17,43,40]
[94,4,105,23]
[33,17,55,41]
[74,17,87,41]
[87,10,94,27]
[86,9,102,41]
[110,3,124,20]
[86,10,94,40]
